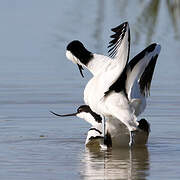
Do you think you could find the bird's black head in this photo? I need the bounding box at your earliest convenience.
[66,40,93,65]
[77,105,91,113]
[67,40,84,52]
[66,40,93,77]
[77,105,102,123]
[50,105,102,124]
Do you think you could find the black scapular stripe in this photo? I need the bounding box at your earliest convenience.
[89,128,102,134]
[89,136,104,141]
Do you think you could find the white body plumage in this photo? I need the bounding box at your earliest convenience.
[65,22,161,146]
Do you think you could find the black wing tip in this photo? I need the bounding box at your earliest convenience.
[108,22,129,58]
[149,43,156,52]
[139,54,159,97]
[128,42,161,97]
[147,43,161,53]
[111,21,129,32]
[129,43,161,71]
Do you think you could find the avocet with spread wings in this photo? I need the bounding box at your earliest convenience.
[64,22,161,147]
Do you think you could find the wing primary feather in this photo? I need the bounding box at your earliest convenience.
[108,22,128,58]
[105,22,130,97]
[108,34,123,46]
[111,21,128,32]
[128,43,157,71]
[108,40,121,57]
[108,42,119,53]
[139,54,158,97]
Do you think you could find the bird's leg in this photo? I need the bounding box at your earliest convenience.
[129,131,135,147]
[99,115,108,150]
[102,116,106,144]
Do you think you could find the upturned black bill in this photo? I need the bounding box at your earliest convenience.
[77,64,84,77]
[50,111,77,117]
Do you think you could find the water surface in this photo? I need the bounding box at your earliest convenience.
[0,0,180,179]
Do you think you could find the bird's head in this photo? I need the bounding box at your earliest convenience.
[50,105,102,126]
[66,40,93,77]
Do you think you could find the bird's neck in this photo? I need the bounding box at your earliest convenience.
[85,54,112,76]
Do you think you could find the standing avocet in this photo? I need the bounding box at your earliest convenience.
[65,22,161,146]
[50,105,150,148]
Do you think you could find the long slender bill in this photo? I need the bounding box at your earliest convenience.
[77,64,84,77]
[50,111,77,117]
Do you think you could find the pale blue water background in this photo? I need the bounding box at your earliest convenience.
[0,0,180,179]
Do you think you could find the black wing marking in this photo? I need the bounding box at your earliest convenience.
[125,43,160,100]
[108,22,130,58]
[89,128,102,134]
[139,54,158,97]
[88,136,104,141]
[104,67,128,97]
[104,22,130,97]
[128,43,157,70]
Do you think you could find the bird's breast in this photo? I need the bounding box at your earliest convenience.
[84,77,107,113]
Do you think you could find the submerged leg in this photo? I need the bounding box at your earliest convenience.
[104,131,112,148]
[101,115,106,144]
[129,131,135,147]
[99,115,108,150]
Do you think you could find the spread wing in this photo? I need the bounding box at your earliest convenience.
[126,43,161,100]
[105,22,130,96]
[108,22,130,60]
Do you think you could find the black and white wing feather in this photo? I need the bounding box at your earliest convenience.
[104,22,130,96]
[108,22,130,60]
[139,54,159,96]
[126,43,161,99]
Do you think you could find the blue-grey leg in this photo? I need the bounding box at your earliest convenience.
[101,115,106,144]
[129,131,135,147]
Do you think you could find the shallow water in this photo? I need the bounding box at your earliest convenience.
[0,0,180,179]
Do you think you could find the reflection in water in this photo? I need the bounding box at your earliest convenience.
[112,0,180,45]
[81,147,149,180]
[134,0,160,45]
[166,0,180,39]
[114,0,129,18]
[93,0,105,52]
[134,0,180,44]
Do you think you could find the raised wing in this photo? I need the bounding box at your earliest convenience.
[108,22,130,60]
[104,22,130,96]
[126,43,161,100]
[139,54,159,96]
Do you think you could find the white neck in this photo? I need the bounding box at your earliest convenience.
[66,50,112,76]
[86,54,112,76]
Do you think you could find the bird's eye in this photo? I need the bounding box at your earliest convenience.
[77,108,82,113]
